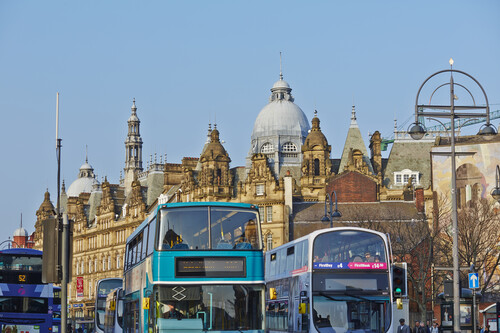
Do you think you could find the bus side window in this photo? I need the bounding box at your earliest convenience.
[270,253,276,277]
[278,248,286,275]
[286,246,294,272]
[147,218,156,255]
[303,240,308,267]
[295,242,303,269]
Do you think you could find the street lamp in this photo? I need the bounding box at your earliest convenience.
[491,165,500,203]
[408,59,496,333]
[321,191,342,228]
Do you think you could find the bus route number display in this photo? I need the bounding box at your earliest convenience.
[176,257,246,278]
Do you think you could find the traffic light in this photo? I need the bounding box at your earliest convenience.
[392,263,407,298]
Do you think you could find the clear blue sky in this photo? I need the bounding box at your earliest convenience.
[1,1,499,241]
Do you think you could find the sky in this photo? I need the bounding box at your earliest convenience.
[0,1,499,242]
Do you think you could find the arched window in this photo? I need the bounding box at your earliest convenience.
[266,233,273,251]
[217,169,222,185]
[314,159,320,176]
[282,142,297,152]
[260,142,274,153]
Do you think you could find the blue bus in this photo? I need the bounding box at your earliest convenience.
[122,202,265,333]
[0,248,56,332]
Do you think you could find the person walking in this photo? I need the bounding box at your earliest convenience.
[397,318,411,333]
[413,321,420,333]
[430,322,440,333]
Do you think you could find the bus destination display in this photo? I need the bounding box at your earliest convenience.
[176,257,246,277]
[313,262,387,270]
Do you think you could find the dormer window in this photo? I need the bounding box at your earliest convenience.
[282,142,297,152]
[394,169,420,185]
[261,142,274,153]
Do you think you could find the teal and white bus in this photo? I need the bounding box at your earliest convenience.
[122,202,265,333]
[265,227,393,333]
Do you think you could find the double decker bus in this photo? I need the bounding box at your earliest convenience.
[95,278,123,333]
[103,287,124,333]
[265,227,393,333]
[0,248,56,332]
[123,202,265,333]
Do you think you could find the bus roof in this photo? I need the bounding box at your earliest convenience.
[126,202,259,244]
[0,248,42,256]
[267,227,389,253]
[158,202,258,210]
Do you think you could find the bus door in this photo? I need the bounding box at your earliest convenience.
[125,299,140,333]
[299,291,309,332]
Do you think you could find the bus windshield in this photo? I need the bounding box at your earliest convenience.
[312,294,390,333]
[158,206,261,250]
[0,254,42,271]
[0,296,49,313]
[153,284,264,331]
[313,230,387,265]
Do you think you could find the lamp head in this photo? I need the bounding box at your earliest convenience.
[408,122,427,140]
[491,188,500,203]
[321,215,330,223]
[478,123,497,136]
[332,210,342,219]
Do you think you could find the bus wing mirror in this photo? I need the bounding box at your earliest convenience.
[142,297,150,310]
[269,287,277,300]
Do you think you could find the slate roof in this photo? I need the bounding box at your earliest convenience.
[383,140,434,190]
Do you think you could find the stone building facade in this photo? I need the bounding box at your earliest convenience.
[32,72,434,325]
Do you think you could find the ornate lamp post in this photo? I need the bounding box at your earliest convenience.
[492,165,500,203]
[408,59,497,333]
[321,191,342,228]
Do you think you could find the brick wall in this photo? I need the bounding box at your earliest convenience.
[326,171,377,202]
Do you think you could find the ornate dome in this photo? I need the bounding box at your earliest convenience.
[251,77,310,141]
[200,128,230,162]
[67,160,99,197]
[128,99,139,122]
[302,114,329,151]
[14,227,28,237]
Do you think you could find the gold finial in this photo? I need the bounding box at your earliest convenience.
[449,58,454,67]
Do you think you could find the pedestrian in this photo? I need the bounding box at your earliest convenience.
[425,320,431,333]
[484,325,491,333]
[430,322,439,333]
[397,318,411,333]
[419,321,427,333]
[412,321,419,333]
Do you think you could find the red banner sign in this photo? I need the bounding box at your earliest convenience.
[76,276,84,298]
